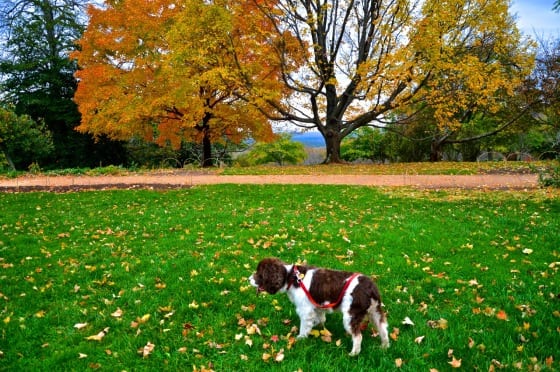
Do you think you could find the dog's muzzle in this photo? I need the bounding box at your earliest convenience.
[249,274,265,294]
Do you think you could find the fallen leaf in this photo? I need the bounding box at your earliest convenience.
[274,348,285,362]
[138,341,155,358]
[74,322,88,330]
[449,356,462,368]
[246,323,261,335]
[414,335,425,344]
[402,317,415,326]
[111,308,123,318]
[86,327,109,341]
[320,328,332,342]
[522,248,533,255]
[78,353,88,359]
[395,358,403,368]
[496,310,508,320]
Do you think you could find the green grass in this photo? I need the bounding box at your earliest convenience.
[0,185,558,371]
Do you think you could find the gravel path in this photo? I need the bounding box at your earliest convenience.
[0,172,539,192]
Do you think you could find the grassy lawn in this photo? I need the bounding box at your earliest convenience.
[0,185,558,371]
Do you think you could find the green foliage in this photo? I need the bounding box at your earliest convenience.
[0,0,126,169]
[0,106,54,170]
[235,134,306,166]
[0,186,558,370]
[535,160,560,187]
[341,127,387,162]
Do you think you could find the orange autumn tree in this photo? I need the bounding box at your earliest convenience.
[73,0,299,166]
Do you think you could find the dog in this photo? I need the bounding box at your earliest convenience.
[248,258,389,355]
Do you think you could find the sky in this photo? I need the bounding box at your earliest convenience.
[510,0,560,38]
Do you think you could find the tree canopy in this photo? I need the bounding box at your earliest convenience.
[73,0,304,167]
[249,0,536,162]
[0,0,126,168]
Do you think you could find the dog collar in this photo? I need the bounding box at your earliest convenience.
[287,265,304,290]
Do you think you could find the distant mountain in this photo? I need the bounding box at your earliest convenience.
[290,131,325,148]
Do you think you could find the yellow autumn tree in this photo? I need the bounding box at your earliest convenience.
[73,0,301,166]
[251,0,536,163]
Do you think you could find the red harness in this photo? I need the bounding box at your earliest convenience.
[287,266,360,309]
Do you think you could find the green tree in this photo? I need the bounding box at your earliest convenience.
[0,0,125,168]
[341,127,386,162]
[235,134,306,166]
[0,106,54,170]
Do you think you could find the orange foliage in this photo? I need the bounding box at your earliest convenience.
[72,0,300,150]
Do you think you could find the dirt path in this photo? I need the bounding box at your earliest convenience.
[0,172,539,192]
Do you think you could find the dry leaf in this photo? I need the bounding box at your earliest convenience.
[86,327,109,341]
[274,349,285,362]
[390,327,400,341]
[78,353,88,359]
[138,341,155,358]
[414,335,425,344]
[395,358,403,367]
[320,328,332,342]
[402,317,415,326]
[111,308,123,318]
[74,322,88,330]
[496,310,508,320]
[448,356,462,368]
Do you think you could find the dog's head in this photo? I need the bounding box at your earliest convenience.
[249,258,288,295]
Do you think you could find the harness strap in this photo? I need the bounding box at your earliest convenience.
[291,266,360,309]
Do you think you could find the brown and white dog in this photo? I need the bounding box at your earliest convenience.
[248,258,389,355]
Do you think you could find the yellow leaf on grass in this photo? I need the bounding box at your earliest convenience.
[86,327,109,341]
[111,308,123,318]
[35,310,46,318]
[320,329,332,342]
[395,358,403,368]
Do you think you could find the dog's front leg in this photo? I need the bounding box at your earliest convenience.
[296,308,316,338]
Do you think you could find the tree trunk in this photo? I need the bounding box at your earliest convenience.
[323,129,344,164]
[430,139,443,162]
[201,127,213,168]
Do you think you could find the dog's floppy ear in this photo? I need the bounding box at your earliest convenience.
[257,258,287,294]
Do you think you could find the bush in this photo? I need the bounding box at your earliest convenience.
[537,160,560,187]
[234,134,306,166]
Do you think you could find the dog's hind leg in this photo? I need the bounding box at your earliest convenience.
[343,311,364,356]
[369,300,389,348]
